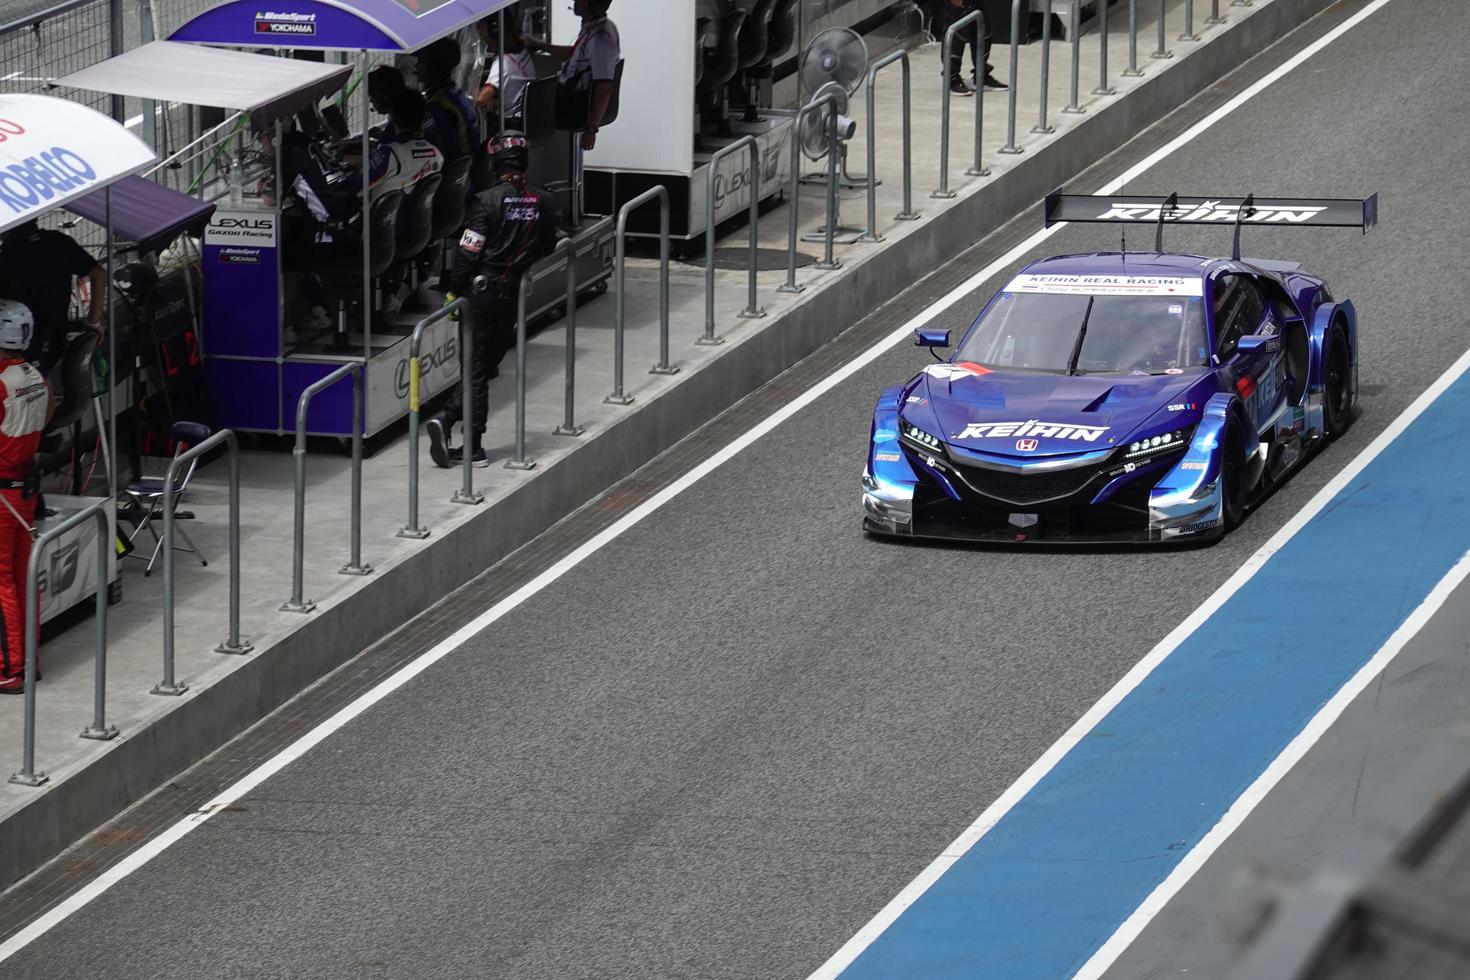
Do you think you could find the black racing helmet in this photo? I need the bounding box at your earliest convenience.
[488,130,530,175]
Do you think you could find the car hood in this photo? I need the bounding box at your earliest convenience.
[908,362,1209,459]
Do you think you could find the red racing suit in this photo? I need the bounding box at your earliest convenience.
[0,355,49,680]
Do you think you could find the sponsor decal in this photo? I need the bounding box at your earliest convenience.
[1181,518,1220,534]
[905,395,928,405]
[1165,368,1184,375]
[1006,273,1204,297]
[459,228,486,254]
[1015,438,1039,452]
[1106,460,1141,478]
[1094,200,1329,224]
[412,147,439,159]
[205,211,276,247]
[923,362,991,382]
[0,121,101,215]
[394,331,458,400]
[874,452,901,463]
[956,419,1109,442]
[255,10,317,35]
[1167,304,1184,315]
[1180,460,1207,471]
[1167,403,1196,412]
[219,246,261,266]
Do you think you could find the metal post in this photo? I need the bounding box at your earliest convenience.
[862,49,919,241]
[105,186,116,497]
[818,110,839,271]
[1206,0,1227,25]
[1153,0,1173,58]
[1231,0,1252,8]
[1095,0,1117,94]
[506,274,536,468]
[497,8,508,135]
[1064,1,1084,113]
[138,0,158,150]
[10,504,116,786]
[1000,0,1025,153]
[779,91,841,293]
[649,193,675,375]
[606,222,633,405]
[398,299,466,539]
[703,137,762,346]
[1181,0,1200,40]
[933,11,984,196]
[283,365,370,613]
[554,239,583,436]
[457,277,489,495]
[360,52,374,380]
[1033,0,1055,134]
[107,0,124,124]
[1124,0,1144,76]
[154,430,250,697]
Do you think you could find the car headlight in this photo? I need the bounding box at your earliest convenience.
[1124,427,1194,460]
[900,421,945,454]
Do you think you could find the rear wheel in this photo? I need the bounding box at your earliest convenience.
[1221,420,1247,530]
[1322,322,1354,438]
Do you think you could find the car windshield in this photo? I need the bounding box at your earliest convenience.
[954,291,1210,375]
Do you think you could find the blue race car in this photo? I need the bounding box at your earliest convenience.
[863,192,1378,544]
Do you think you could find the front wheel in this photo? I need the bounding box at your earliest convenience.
[1322,322,1354,438]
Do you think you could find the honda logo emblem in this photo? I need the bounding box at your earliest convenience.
[1016,438,1039,451]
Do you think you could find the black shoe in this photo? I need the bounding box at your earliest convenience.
[448,445,490,468]
[982,74,1008,92]
[949,77,974,97]
[427,417,450,469]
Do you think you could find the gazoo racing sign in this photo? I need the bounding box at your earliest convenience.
[0,94,156,233]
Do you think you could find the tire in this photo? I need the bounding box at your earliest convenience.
[1322,321,1354,438]
[1221,419,1247,531]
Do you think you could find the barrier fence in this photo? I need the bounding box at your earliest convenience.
[9,0,1249,784]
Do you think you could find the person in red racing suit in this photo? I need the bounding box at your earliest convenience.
[0,300,54,693]
[426,130,557,468]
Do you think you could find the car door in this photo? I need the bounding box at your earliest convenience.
[1212,273,1286,434]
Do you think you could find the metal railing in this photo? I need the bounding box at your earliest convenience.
[1207,0,1227,25]
[1124,0,1144,77]
[1181,0,1200,41]
[283,363,369,614]
[453,280,488,498]
[1095,0,1117,95]
[607,186,672,406]
[1001,0,1025,154]
[552,238,585,437]
[154,429,248,698]
[399,297,467,540]
[933,10,986,198]
[9,502,114,788]
[1064,1,1084,114]
[704,137,764,345]
[1153,0,1173,59]
[1032,0,1055,135]
[507,256,573,469]
[861,48,919,240]
[780,89,843,292]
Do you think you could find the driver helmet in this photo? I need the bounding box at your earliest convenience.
[488,131,530,175]
[0,299,34,352]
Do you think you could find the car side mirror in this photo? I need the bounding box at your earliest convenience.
[1235,334,1281,355]
[914,328,950,348]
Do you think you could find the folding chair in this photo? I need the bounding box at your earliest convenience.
[123,421,211,576]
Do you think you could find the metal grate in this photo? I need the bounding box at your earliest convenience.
[951,460,1104,505]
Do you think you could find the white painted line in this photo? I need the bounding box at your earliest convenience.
[0,0,1397,966]
[809,0,1406,977]
[1072,546,1470,979]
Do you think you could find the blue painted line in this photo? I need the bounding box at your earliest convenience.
[842,375,1470,979]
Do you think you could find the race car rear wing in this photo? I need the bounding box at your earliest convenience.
[1043,191,1379,259]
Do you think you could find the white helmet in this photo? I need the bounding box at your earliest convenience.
[0,299,34,352]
